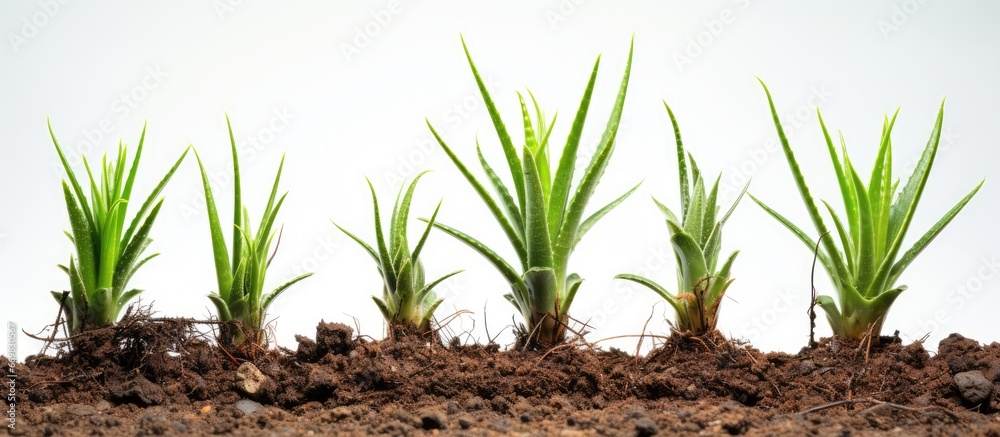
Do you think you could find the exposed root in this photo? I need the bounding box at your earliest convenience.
[796,397,962,422]
[807,232,828,349]
[644,329,746,363]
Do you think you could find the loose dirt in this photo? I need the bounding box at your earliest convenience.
[5,314,999,436]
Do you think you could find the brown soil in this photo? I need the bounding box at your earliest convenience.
[4,312,1000,436]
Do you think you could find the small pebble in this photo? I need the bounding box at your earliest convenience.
[65,404,97,416]
[235,362,268,396]
[636,417,659,436]
[235,399,264,416]
[490,418,510,433]
[458,417,473,430]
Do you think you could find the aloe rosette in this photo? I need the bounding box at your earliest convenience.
[425,39,639,347]
[195,116,312,348]
[50,123,189,335]
[616,104,747,335]
[753,81,983,340]
[335,173,461,336]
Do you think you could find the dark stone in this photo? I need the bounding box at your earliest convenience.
[110,376,166,406]
[954,371,994,404]
[636,417,659,436]
[458,417,473,430]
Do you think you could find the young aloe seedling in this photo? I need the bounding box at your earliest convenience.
[753,81,983,340]
[335,173,461,337]
[50,122,189,335]
[195,116,312,349]
[616,104,747,335]
[426,38,639,347]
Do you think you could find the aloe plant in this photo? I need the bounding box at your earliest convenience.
[335,173,461,336]
[50,122,189,335]
[616,104,747,335]
[753,81,984,340]
[425,39,638,347]
[195,117,312,348]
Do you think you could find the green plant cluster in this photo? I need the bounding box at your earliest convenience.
[46,39,984,350]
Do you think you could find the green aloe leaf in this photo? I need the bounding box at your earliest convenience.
[113,200,163,295]
[414,270,463,305]
[671,230,709,296]
[121,146,190,248]
[616,274,686,317]
[575,182,642,248]
[822,200,856,278]
[868,103,945,296]
[461,37,525,215]
[888,180,984,285]
[554,39,633,270]
[262,273,314,311]
[410,200,442,263]
[705,251,738,309]
[814,295,845,337]
[50,121,97,234]
[818,112,859,249]
[367,178,396,288]
[663,102,689,215]
[254,157,287,259]
[547,57,601,238]
[524,267,558,315]
[559,274,583,318]
[758,80,849,280]
[750,194,836,276]
[194,149,234,298]
[424,219,525,290]
[428,121,527,267]
[476,142,525,240]
[523,147,554,268]
[849,166,876,294]
[418,298,445,330]
[61,182,97,293]
[334,222,379,264]
[372,297,394,322]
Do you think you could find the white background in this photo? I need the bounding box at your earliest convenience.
[2,1,997,360]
